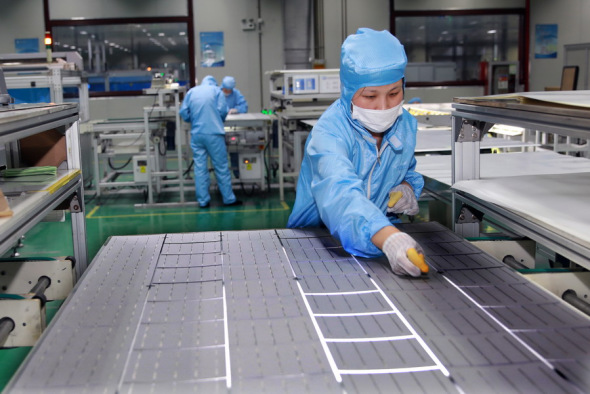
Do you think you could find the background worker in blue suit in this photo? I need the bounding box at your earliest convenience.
[221,76,248,114]
[180,75,241,208]
[287,28,425,277]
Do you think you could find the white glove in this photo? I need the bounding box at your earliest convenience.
[382,232,424,277]
[386,183,419,215]
[228,108,238,114]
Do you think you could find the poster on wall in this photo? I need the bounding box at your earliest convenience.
[200,32,225,67]
[14,38,39,53]
[535,24,558,59]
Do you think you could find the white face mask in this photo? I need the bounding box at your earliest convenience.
[351,100,404,133]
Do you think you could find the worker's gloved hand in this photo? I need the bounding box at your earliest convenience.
[228,108,238,114]
[382,232,425,277]
[386,183,419,215]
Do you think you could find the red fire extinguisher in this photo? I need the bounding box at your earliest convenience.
[479,61,489,95]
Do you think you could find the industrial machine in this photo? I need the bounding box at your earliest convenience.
[224,113,272,191]
[132,154,157,183]
[237,152,263,181]
[0,51,89,122]
[267,69,340,200]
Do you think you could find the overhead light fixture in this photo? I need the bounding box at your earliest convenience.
[488,30,497,34]
[80,31,88,35]
[179,32,186,36]
[158,33,165,36]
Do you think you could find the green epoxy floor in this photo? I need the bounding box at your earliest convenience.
[17,187,297,264]
[0,187,296,391]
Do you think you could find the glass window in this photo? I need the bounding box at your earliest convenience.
[52,23,190,94]
[395,13,522,83]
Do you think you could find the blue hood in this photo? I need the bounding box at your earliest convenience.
[201,75,218,86]
[339,28,407,110]
[221,76,235,90]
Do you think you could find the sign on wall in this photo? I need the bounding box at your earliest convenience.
[200,32,224,67]
[535,24,558,59]
[15,38,39,53]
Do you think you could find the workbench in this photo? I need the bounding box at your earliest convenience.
[6,224,590,393]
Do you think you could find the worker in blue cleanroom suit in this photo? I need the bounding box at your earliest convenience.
[180,75,241,208]
[287,28,425,277]
[221,76,248,114]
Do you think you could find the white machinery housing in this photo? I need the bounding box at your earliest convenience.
[238,151,263,181]
[132,154,156,183]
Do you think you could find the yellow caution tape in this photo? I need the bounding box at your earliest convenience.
[45,170,81,194]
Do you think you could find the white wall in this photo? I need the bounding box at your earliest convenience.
[529,0,590,91]
[193,0,284,113]
[0,0,45,54]
[0,0,284,117]
[2,0,588,117]
[322,0,390,69]
[88,0,284,116]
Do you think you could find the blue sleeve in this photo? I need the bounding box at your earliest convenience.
[234,89,248,113]
[404,156,424,199]
[179,90,191,122]
[216,88,228,121]
[307,129,390,257]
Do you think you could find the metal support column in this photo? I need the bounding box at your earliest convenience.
[452,116,490,237]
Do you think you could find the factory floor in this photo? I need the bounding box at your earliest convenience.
[0,185,298,390]
[0,184,468,389]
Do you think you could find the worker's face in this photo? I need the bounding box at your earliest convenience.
[222,88,233,95]
[352,80,404,110]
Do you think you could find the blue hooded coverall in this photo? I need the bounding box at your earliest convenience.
[287,28,424,258]
[221,76,248,113]
[180,75,238,206]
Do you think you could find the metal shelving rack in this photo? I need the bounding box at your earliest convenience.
[451,96,590,269]
[0,103,88,277]
[140,87,186,207]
